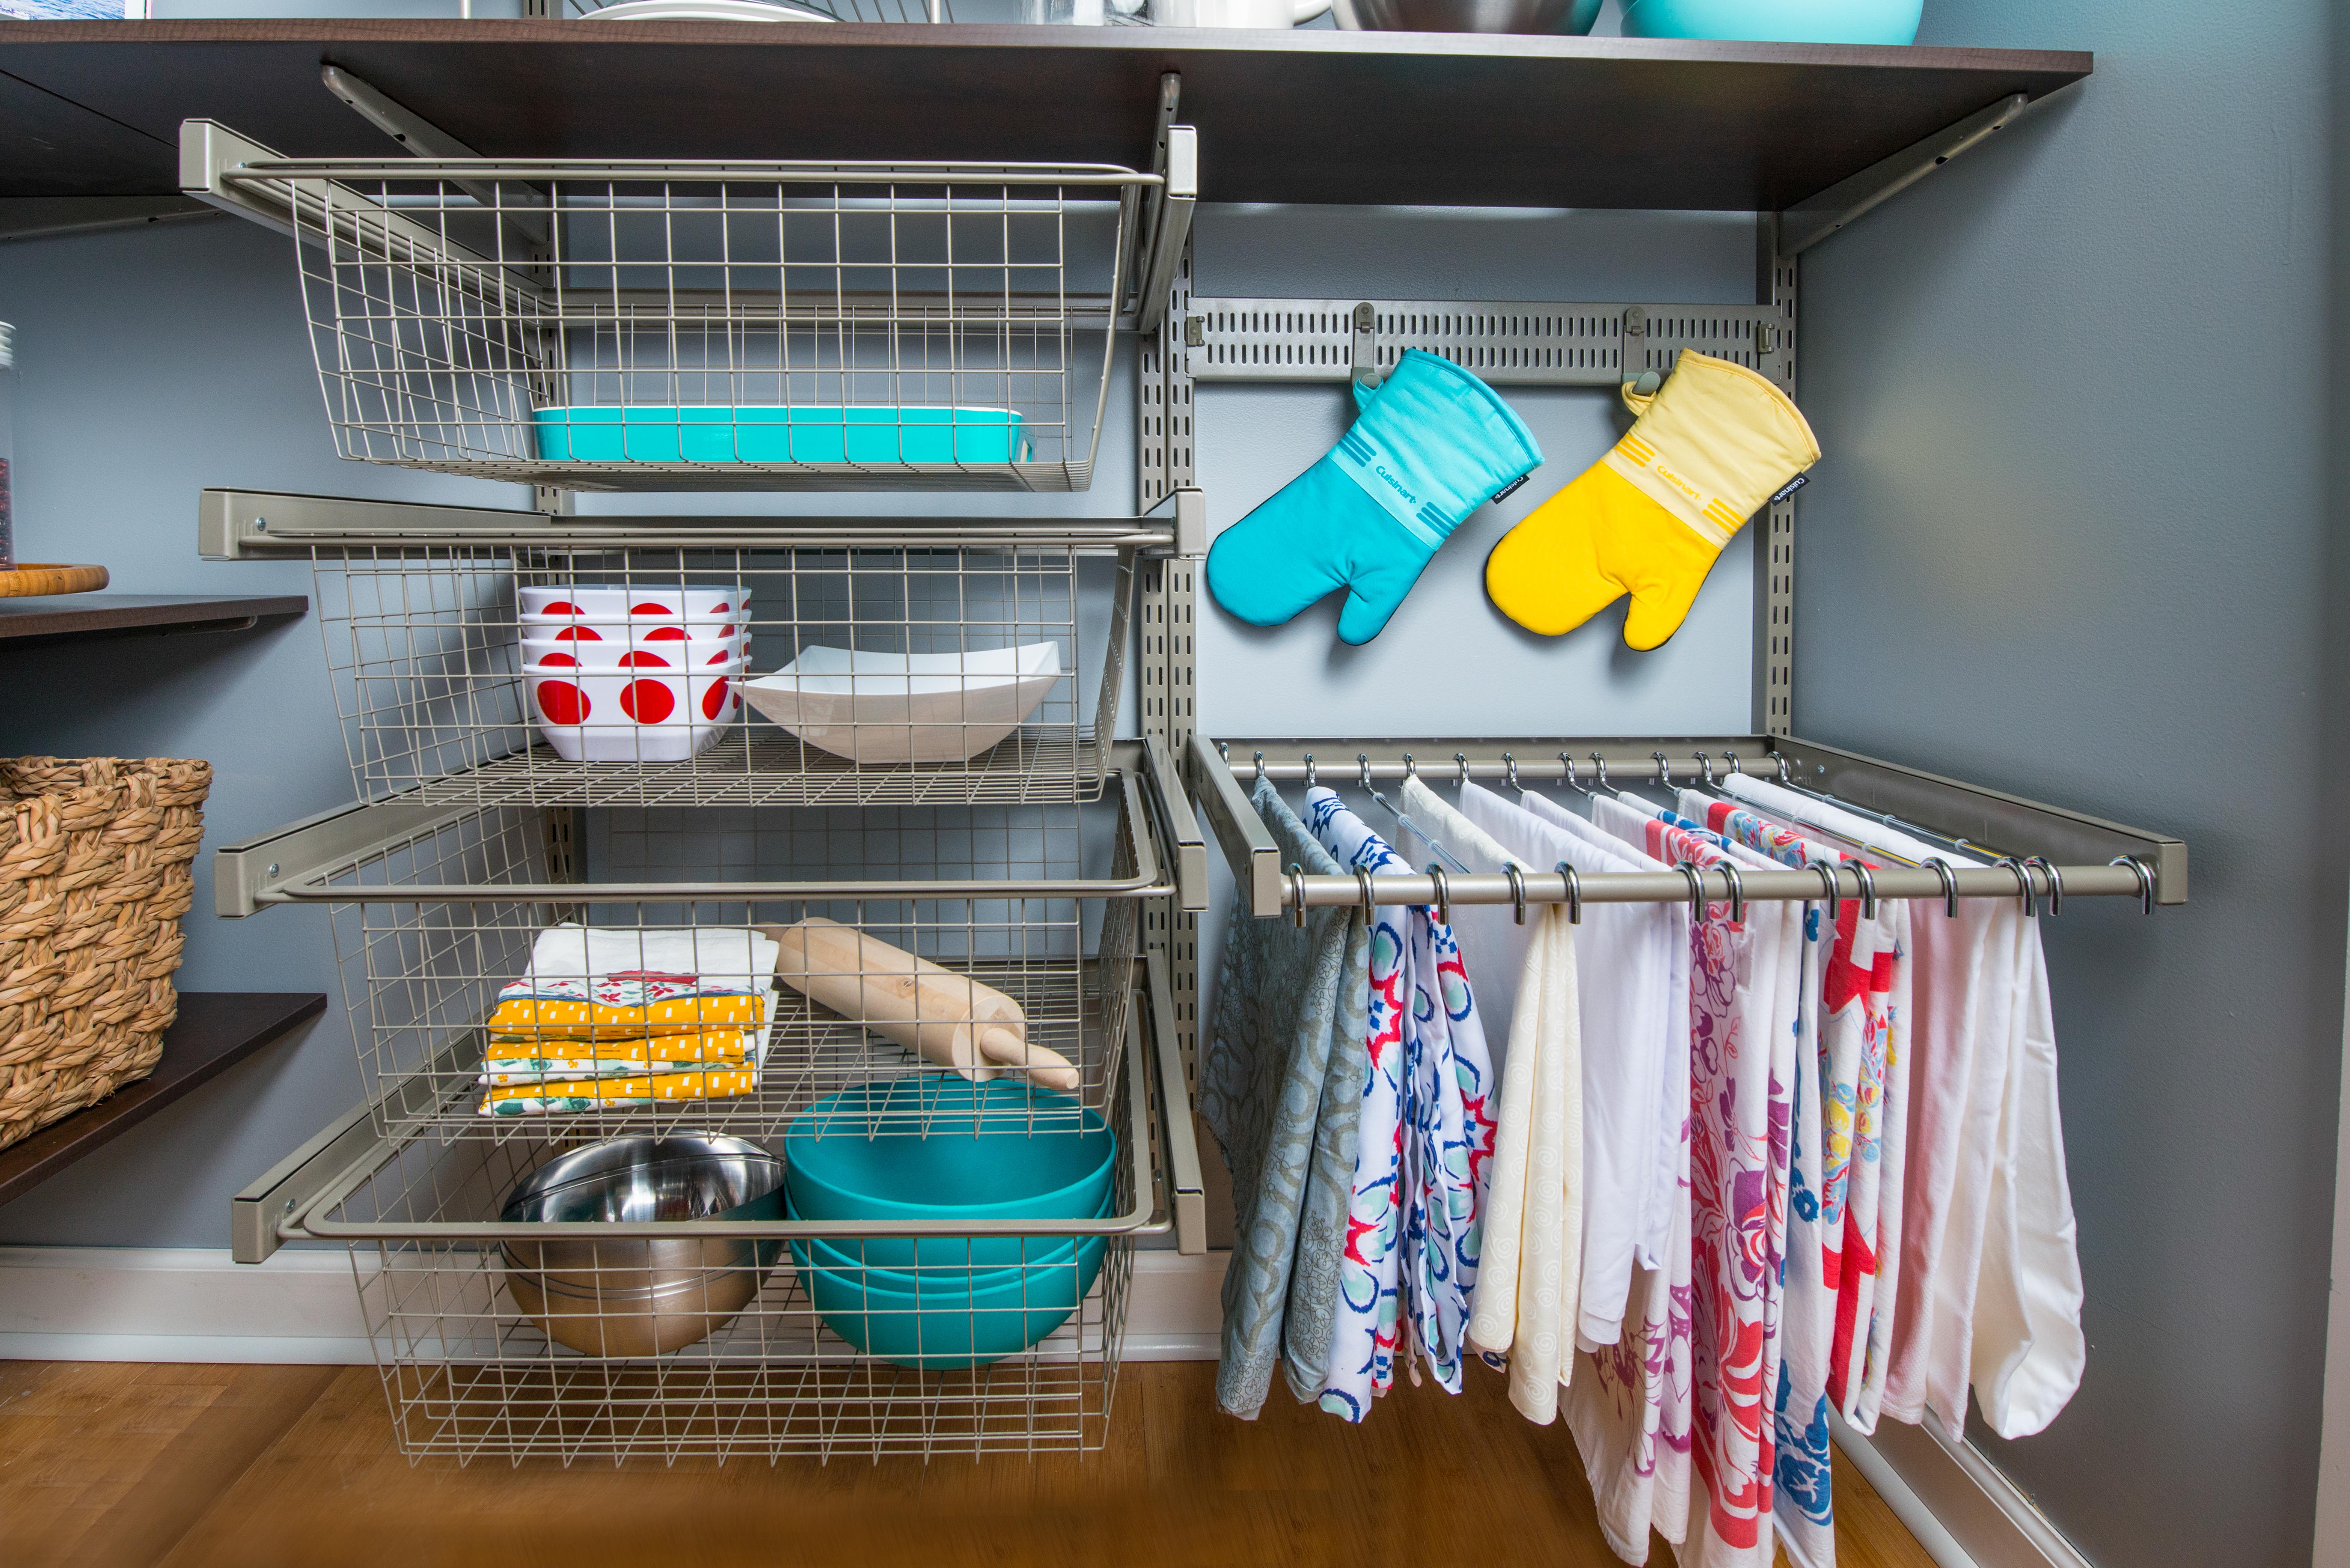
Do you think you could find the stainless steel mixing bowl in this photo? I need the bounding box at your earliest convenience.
[498,1134,786,1358]
[1333,0,1593,32]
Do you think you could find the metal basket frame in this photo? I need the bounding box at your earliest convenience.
[286,768,1167,1136]
[294,995,1161,1464]
[298,533,1137,810]
[199,134,1159,491]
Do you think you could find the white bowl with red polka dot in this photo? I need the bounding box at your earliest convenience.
[520,612,748,644]
[519,584,748,622]
[521,633,749,672]
[525,657,748,763]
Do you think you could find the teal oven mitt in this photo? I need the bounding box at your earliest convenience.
[1204,350,1542,645]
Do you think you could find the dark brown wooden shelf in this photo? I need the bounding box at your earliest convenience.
[0,21,2090,209]
[0,991,327,1209]
[0,592,306,647]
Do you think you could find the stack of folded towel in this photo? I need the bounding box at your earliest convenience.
[477,925,780,1116]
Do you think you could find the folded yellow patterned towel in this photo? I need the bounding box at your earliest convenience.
[479,1068,760,1117]
[479,1027,757,1085]
[485,992,768,1042]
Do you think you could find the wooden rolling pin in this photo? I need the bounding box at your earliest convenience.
[763,918,1080,1090]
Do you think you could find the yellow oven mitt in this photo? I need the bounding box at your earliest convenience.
[1485,349,1819,648]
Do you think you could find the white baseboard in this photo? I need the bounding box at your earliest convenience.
[0,1244,1227,1365]
[1833,1411,2092,1568]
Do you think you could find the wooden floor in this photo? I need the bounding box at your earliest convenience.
[1,1359,1935,1568]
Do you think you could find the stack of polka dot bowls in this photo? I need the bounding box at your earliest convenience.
[519,584,750,763]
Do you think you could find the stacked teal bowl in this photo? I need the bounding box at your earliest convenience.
[782,1077,1117,1369]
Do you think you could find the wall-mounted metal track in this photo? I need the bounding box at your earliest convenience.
[1185,298,1782,386]
[1756,218,1799,737]
[1136,243,1202,1104]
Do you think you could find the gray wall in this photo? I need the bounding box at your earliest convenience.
[1797,2,2339,1564]
[0,217,520,1247]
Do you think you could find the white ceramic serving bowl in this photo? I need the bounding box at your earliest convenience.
[525,658,748,763]
[740,643,1063,765]
[519,584,748,621]
[521,634,749,672]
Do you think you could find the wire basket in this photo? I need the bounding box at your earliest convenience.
[311,1055,1144,1463]
[309,777,1161,1136]
[309,539,1135,808]
[233,153,1153,491]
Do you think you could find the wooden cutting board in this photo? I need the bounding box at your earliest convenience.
[0,565,109,598]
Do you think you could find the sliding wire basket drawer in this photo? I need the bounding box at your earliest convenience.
[265,767,1167,1137]
[280,983,1170,1463]
[185,124,1157,492]
[302,533,1136,809]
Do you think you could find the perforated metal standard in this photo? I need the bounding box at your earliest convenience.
[1184,299,1782,385]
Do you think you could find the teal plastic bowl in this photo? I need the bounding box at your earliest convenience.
[785,1187,1113,1282]
[531,405,1030,466]
[782,1078,1116,1271]
[1620,0,1919,44]
[792,1231,1110,1369]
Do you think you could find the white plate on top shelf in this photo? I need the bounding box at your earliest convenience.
[580,0,836,19]
[742,644,1064,766]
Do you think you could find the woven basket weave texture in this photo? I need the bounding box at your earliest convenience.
[0,756,212,1152]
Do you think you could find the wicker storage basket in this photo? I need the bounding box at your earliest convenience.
[0,757,212,1151]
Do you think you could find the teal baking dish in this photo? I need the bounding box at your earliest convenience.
[531,405,1030,465]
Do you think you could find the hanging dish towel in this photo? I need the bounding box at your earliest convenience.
[1306,788,1496,1406]
[1683,785,1911,1430]
[1681,789,1842,1568]
[1589,794,1797,1568]
[1201,780,1372,1420]
[1456,783,1690,1557]
[1399,779,1583,1424]
[1304,794,1409,1417]
[1719,773,2083,1441]
[1459,782,1676,1350]
[1520,791,1693,1292]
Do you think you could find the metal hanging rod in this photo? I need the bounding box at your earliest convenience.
[1189,735,2186,920]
